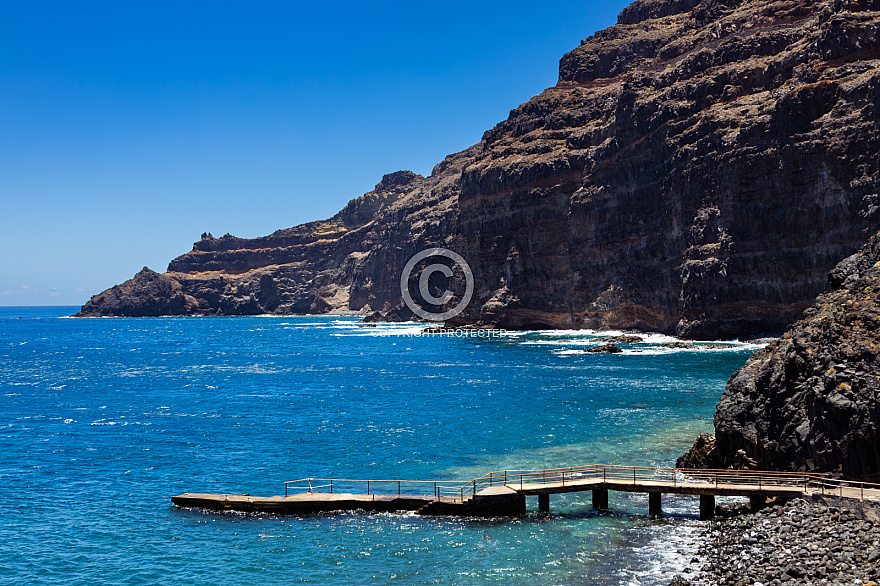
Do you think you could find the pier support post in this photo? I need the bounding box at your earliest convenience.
[649,492,662,517]
[538,493,549,513]
[593,488,608,511]
[699,494,715,520]
[749,494,766,511]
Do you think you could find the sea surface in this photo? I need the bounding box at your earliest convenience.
[0,307,762,585]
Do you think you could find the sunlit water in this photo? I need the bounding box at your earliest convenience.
[0,307,760,585]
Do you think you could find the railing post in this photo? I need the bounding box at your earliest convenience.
[504,470,508,486]
[715,472,718,487]
[520,475,523,489]
[285,483,288,497]
[308,479,312,493]
[330,480,333,494]
[562,471,565,487]
[603,468,606,482]
[398,481,401,495]
[861,483,864,500]
[633,468,636,484]
[367,481,370,495]
[473,480,476,497]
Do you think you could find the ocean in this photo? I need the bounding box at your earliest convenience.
[0,307,760,585]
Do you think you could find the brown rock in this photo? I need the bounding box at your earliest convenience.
[676,433,720,469]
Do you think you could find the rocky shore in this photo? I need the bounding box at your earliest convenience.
[669,497,880,586]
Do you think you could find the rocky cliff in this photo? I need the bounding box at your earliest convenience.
[681,231,880,481]
[78,0,880,341]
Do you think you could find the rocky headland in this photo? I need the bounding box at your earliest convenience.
[76,0,880,341]
[680,230,880,481]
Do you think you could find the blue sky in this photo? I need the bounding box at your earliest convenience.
[0,1,630,306]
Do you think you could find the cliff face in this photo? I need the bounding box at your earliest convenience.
[708,231,880,481]
[78,0,880,340]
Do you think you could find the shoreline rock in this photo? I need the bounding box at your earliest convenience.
[669,497,880,585]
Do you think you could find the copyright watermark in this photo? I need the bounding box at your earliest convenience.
[403,328,507,338]
[400,248,474,321]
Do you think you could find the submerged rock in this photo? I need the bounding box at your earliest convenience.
[585,343,623,353]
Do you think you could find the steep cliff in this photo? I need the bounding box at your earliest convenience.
[78,0,880,340]
[704,231,880,481]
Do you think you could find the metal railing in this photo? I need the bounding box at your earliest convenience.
[284,477,463,500]
[284,465,880,503]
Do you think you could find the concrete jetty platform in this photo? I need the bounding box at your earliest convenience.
[171,492,434,515]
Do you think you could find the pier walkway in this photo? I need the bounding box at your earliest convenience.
[172,464,880,519]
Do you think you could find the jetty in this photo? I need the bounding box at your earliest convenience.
[172,464,880,519]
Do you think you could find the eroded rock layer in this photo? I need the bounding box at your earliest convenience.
[78,0,880,340]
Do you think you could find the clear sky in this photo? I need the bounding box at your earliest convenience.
[0,0,631,306]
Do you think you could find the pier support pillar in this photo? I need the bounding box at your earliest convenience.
[699,494,715,520]
[593,489,608,511]
[649,492,662,517]
[749,494,766,511]
[538,493,550,513]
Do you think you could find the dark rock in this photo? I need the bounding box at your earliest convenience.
[676,433,720,469]
[666,576,693,586]
[663,342,698,349]
[361,304,419,323]
[585,343,623,353]
[75,268,199,317]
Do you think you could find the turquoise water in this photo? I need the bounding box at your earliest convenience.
[0,307,757,584]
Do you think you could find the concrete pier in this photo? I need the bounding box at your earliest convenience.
[592,488,609,510]
[700,494,715,520]
[649,492,662,516]
[173,464,854,520]
[538,493,550,513]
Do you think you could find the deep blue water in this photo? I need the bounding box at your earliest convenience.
[0,307,758,585]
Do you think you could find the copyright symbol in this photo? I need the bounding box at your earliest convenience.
[400,248,474,321]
